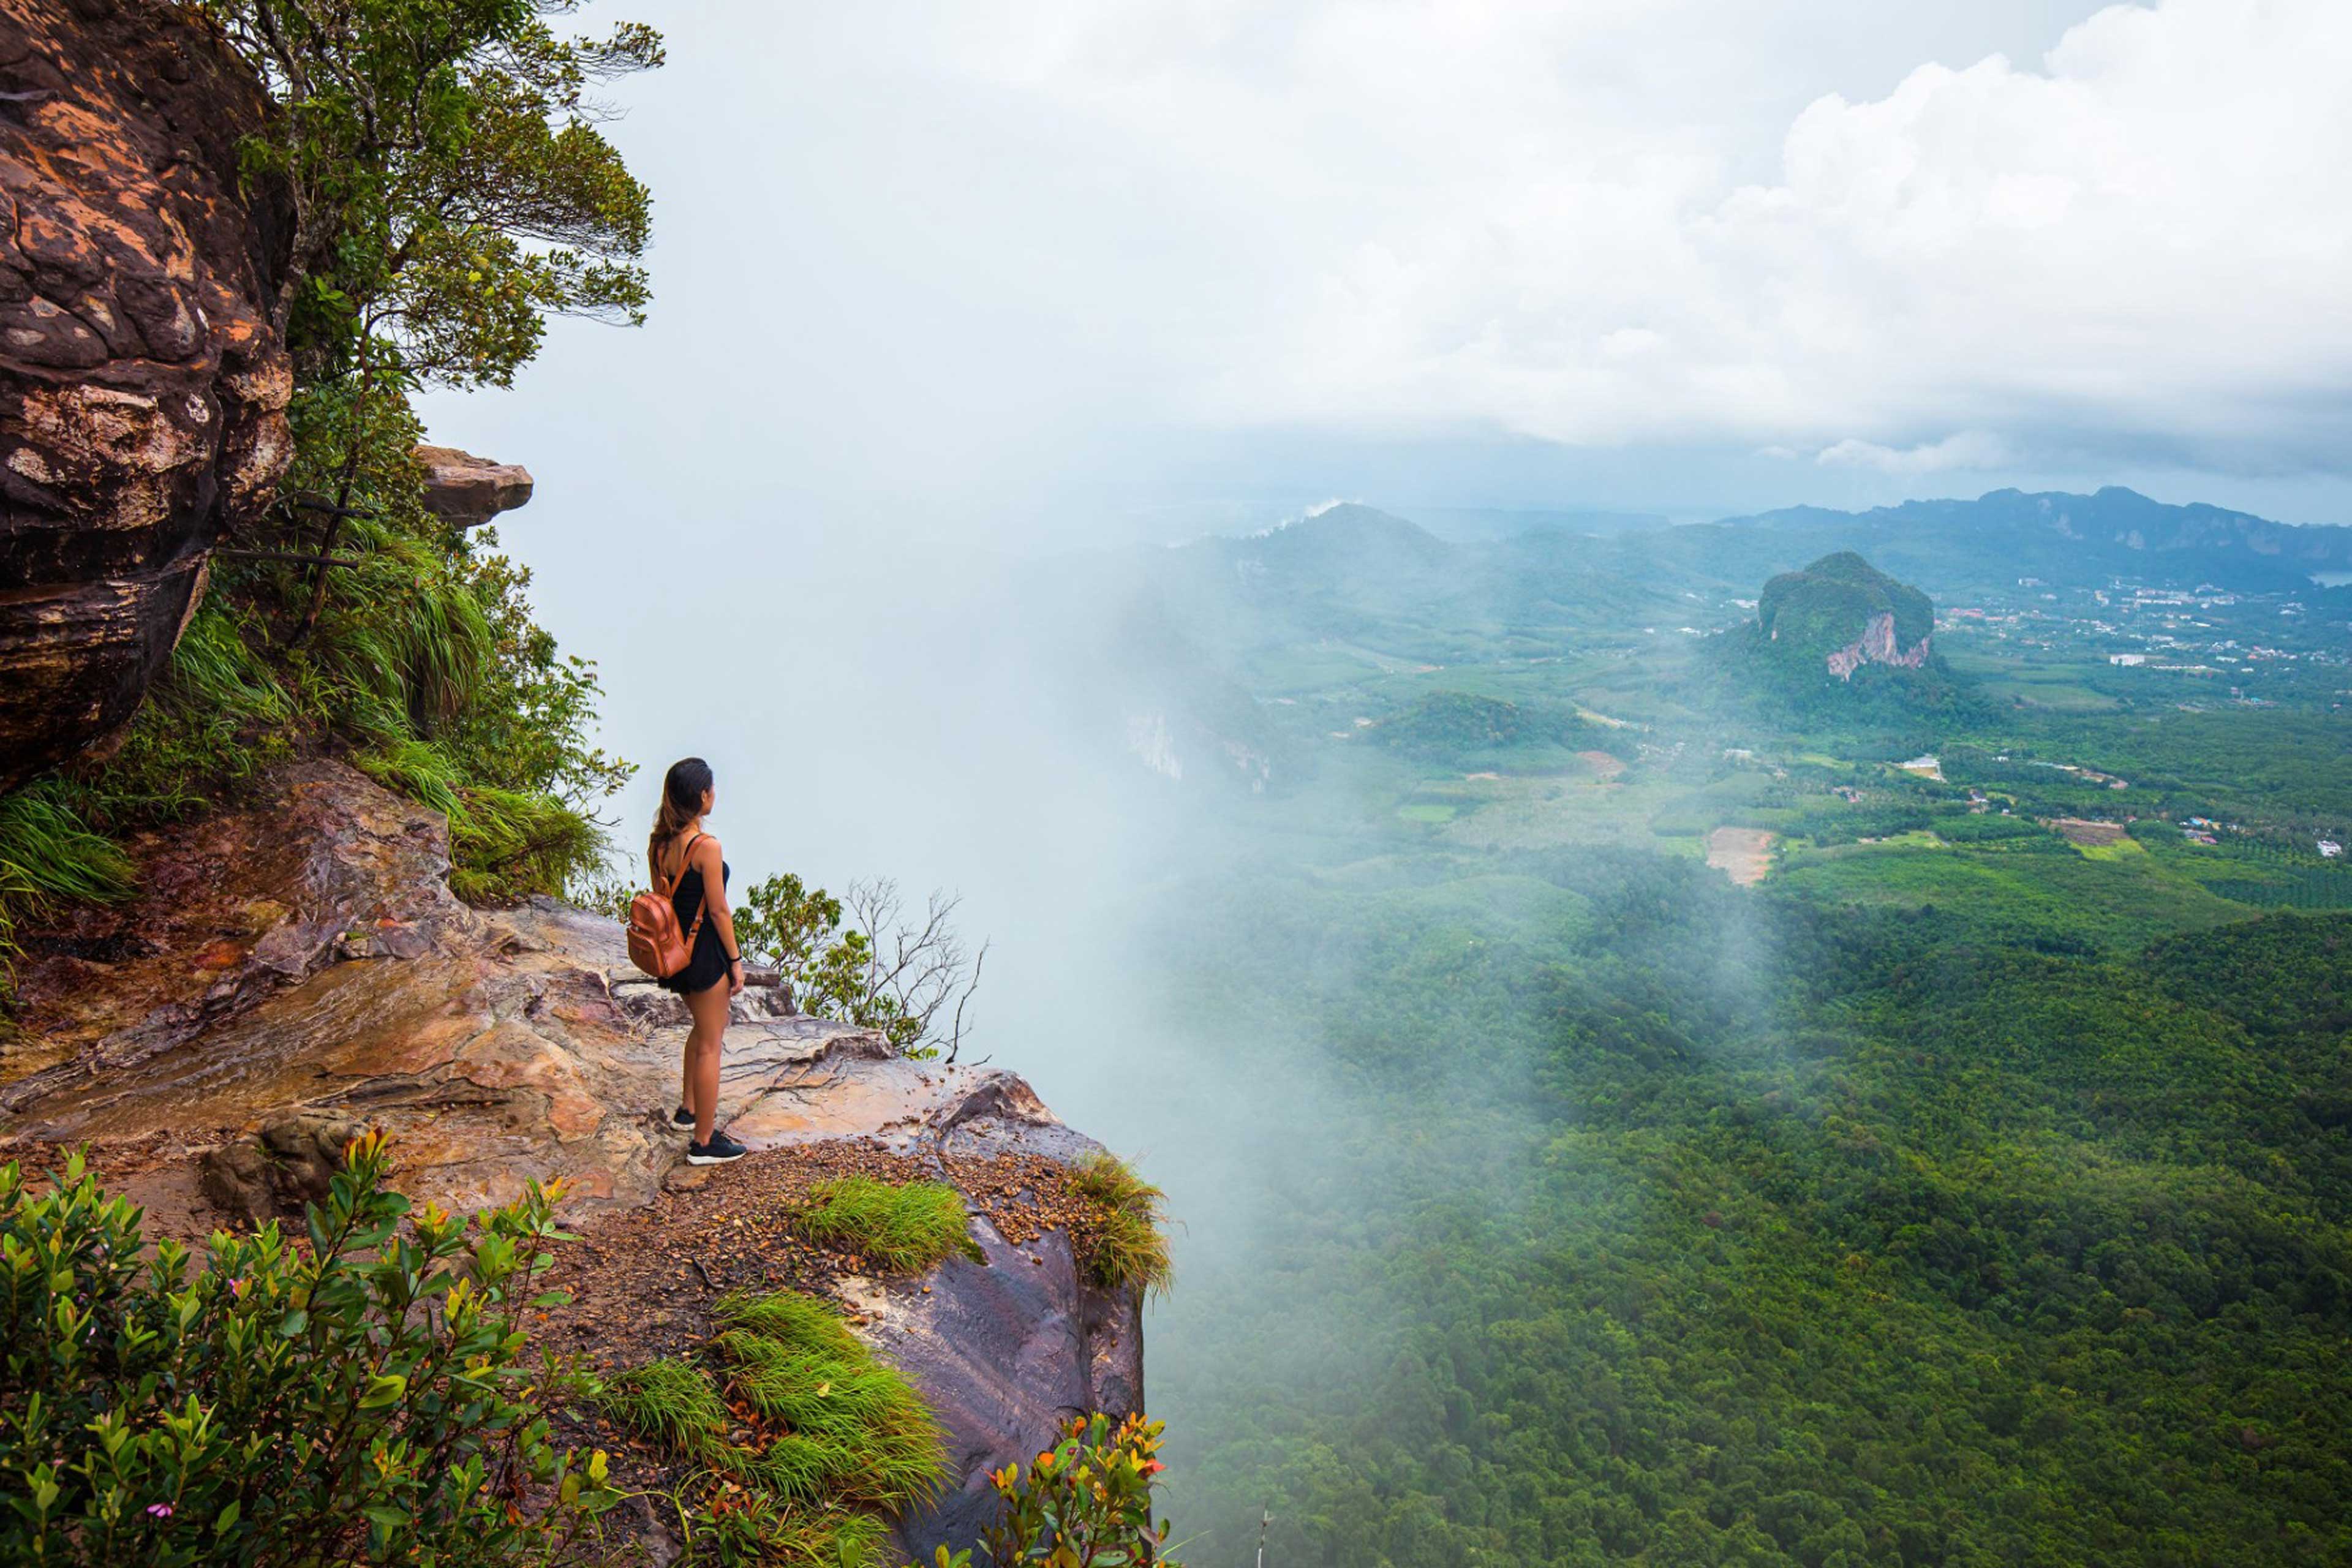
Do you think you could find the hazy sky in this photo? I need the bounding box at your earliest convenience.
[426,0,2352,547]
[415,1,2352,1074]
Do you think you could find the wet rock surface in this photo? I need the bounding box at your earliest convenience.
[1,758,1146,1557]
[0,0,294,787]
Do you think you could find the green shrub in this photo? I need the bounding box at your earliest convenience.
[1068,1155,1174,1298]
[793,1175,981,1273]
[0,1138,618,1566]
[981,1411,1177,1567]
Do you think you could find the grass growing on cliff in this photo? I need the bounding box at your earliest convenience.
[1069,1153,1174,1298]
[595,1289,946,1565]
[791,1175,983,1273]
[0,783,135,1008]
[713,1291,948,1510]
[598,1357,728,1460]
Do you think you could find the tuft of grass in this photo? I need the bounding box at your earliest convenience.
[85,602,300,823]
[1068,1153,1174,1298]
[0,783,136,1006]
[353,744,605,905]
[597,1357,729,1460]
[791,1175,982,1273]
[712,1290,948,1512]
[756,1507,890,1567]
[597,1289,946,1563]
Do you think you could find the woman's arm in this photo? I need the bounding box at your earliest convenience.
[695,835,745,995]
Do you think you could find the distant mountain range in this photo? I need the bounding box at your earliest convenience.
[1712,487,2352,591]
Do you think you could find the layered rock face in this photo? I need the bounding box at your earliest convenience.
[1824,611,1931,680]
[0,760,1143,1555]
[0,0,293,790]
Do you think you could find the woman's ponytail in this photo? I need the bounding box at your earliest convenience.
[650,756,715,854]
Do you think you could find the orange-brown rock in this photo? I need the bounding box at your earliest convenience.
[0,761,1099,1215]
[0,0,293,789]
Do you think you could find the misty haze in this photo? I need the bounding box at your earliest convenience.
[4,2,2350,1566]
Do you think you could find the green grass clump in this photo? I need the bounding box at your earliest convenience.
[597,1357,730,1460]
[595,1289,946,1565]
[1069,1153,1174,1298]
[0,783,135,1006]
[714,1297,945,1510]
[792,1175,981,1273]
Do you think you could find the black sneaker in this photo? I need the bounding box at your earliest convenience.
[671,1106,695,1129]
[686,1130,748,1166]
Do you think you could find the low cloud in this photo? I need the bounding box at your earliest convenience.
[1817,432,2011,475]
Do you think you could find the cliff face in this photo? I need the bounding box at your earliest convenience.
[0,760,1145,1559]
[0,0,293,789]
[1823,611,1931,680]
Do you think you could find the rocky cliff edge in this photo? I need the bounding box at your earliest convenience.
[0,758,1142,1558]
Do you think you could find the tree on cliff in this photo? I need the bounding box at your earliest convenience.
[206,0,660,388]
[4,2,665,987]
[104,1,667,900]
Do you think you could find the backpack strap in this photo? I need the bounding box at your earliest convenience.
[657,831,708,895]
[665,832,711,951]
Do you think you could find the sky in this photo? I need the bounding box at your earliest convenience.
[426,0,2352,549]
[415,0,2352,1098]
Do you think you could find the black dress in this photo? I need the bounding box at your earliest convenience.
[657,844,732,995]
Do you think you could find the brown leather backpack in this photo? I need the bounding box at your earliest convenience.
[626,832,708,978]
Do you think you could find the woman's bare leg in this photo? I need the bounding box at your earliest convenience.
[685,982,729,1143]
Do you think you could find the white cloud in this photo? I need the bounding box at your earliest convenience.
[1817,432,2012,475]
[889,0,2352,472]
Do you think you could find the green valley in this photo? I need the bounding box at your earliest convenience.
[1098,498,2352,1566]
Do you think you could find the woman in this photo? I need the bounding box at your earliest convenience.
[648,756,748,1164]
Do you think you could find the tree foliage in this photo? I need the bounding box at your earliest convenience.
[209,0,658,387]
[735,873,987,1060]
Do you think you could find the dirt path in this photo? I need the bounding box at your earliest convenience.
[1706,826,1777,886]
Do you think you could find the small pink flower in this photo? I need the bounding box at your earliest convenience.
[147,1503,173,1518]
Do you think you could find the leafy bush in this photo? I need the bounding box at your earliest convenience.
[0,1137,617,1565]
[1066,1155,1173,1298]
[981,1411,1177,1567]
[793,1175,981,1273]
[596,1289,946,1566]
[734,875,986,1060]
